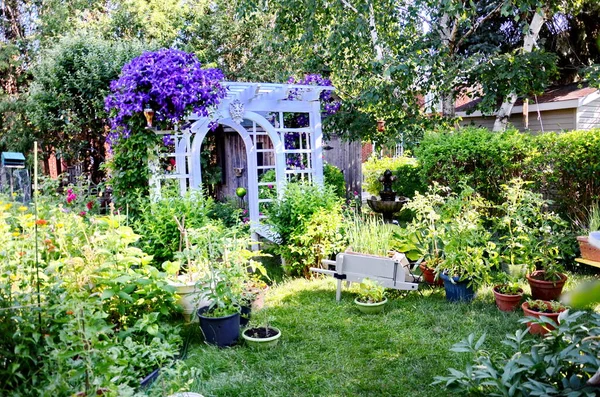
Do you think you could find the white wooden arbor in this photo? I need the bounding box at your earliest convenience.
[149,81,334,234]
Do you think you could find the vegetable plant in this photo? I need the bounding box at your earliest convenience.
[355,278,386,304]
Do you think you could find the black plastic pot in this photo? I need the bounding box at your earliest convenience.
[197,307,240,347]
[439,273,475,302]
[240,305,251,327]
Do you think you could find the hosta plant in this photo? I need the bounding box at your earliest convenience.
[433,310,600,396]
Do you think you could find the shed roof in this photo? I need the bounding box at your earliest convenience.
[457,82,600,116]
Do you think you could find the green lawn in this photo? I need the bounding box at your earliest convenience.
[182,274,585,396]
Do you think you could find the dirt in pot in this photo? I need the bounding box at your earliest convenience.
[245,327,278,338]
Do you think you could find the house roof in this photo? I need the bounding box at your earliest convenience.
[457,82,600,116]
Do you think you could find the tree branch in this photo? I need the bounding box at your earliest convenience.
[340,0,358,14]
[455,2,504,50]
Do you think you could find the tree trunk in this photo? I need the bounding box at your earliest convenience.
[437,12,459,117]
[368,2,383,62]
[493,9,547,131]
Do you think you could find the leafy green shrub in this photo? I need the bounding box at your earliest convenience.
[260,165,346,199]
[265,183,345,277]
[324,162,346,198]
[134,187,214,264]
[434,311,600,395]
[416,127,533,203]
[416,127,600,223]
[532,129,600,221]
[210,197,245,228]
[363,155,424,198]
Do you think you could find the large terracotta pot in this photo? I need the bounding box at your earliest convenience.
[577,236,600,261]
[521,301,564,335]
[492,285,523,312]
[419,263,444,286]
[526,270,567,301]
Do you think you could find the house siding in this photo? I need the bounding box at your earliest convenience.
[460,108,577,133]
[578,98,600,130]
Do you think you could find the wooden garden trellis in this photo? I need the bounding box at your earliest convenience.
[148,81,334,238]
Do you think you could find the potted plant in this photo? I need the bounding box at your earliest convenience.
[162,221,218,322]
[197,262,244,347]
[492,274,524,312]
[495,180,571,301]
[195,225,268,346]
[436,188,497,302]
[242,318,282,349]
[354,278,387,314]
[521,299,567,335]
[525,219,569,301]
[402,185,449,286]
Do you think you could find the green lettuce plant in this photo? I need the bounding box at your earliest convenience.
[356,278,386,304]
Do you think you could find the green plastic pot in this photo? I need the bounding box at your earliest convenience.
[354,297,388,314]
[242,327,281,349]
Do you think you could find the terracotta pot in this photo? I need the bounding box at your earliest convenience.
[526,270,567,301]
[521,301,564,335]
[419,263,444,286]
[577,236,600,261]
[492,285,523,312]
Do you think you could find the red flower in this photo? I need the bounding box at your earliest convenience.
[36,219,48,226]
[79,211,86,217]
[86,201,94,210]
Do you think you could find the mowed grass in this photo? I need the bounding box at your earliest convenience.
[182,273,579,397]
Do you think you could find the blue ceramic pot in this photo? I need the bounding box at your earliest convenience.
[439,272,475,302]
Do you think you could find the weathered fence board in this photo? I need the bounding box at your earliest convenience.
[323,135,362,197]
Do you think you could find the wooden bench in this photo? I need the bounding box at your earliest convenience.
[310,251,419,301]
[575,258,600,269]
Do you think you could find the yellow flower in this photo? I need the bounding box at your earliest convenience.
[12,232,20,237]
[56,223,64,228]
[18,206,28,212]
[3,203,12,210]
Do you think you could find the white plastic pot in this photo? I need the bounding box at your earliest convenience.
[588,231,600,250]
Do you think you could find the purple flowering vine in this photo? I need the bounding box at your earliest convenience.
[104,48,226,146]
[287,73,341,118]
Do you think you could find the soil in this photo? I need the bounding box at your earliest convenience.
[527,305,560,314]
[244,327,279,339]
[493,286,522,296]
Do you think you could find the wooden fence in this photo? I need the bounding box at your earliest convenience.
[323,135,362,198]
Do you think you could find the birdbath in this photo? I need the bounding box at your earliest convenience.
[366,169,408,223]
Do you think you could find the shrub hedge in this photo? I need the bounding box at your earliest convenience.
[416,127,600,222]
[362,155,424,198]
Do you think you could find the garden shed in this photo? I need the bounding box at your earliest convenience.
[457,83,600,132]
[148,81,334,234]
